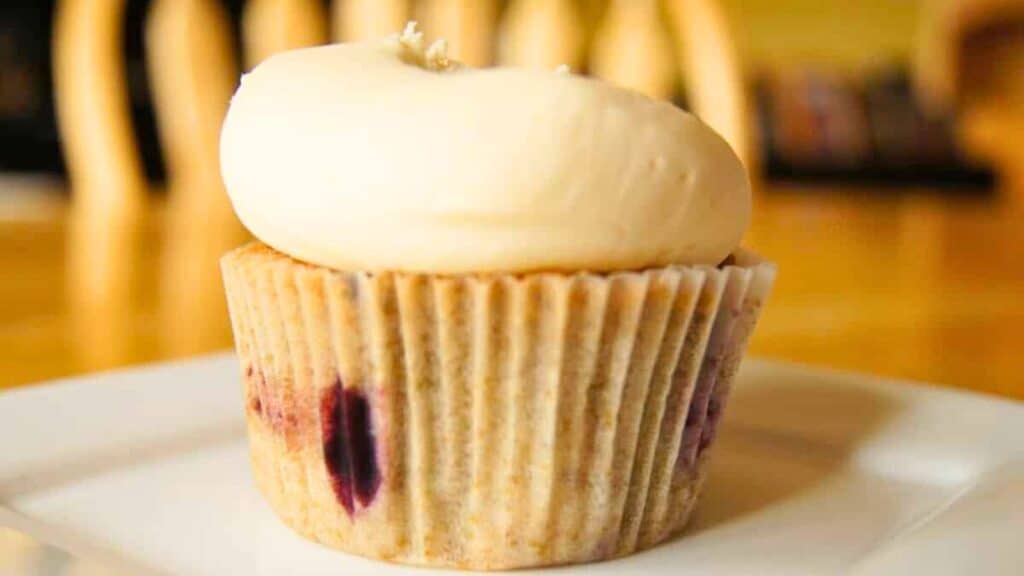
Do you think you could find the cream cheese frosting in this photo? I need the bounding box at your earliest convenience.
[220,23,751,273]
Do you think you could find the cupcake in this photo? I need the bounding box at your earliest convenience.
[220,23,775,570]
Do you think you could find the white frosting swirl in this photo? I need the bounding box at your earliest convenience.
[220,25,750,273]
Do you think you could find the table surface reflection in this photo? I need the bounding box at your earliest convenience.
[2,184,1023,399]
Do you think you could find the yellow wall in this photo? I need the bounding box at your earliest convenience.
[719,0,923,73]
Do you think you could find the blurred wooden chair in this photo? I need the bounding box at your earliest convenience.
[53,0,146,217]
[147,0,238,215]
[54,0,247,363]
[54,0,239,218]
[500,0,584,68]
[333,0,411,42]
[243,0,329,69]
[53,0,755,221]
[915,0,1024,199]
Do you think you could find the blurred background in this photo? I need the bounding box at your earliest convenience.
[1,0,1022,402]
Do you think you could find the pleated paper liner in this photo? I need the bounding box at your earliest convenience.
[221,242,775,570]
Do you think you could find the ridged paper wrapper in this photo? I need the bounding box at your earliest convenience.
[221,243,775,569]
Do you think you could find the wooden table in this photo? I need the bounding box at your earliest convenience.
[2,185,1023,399]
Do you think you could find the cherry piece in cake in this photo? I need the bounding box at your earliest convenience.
[321,380,381,515]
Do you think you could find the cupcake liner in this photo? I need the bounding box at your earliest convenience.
[222,243,775,569]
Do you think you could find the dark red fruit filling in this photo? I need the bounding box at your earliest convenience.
[699,394,723,452]
[248,394,263,415]
[320,380,380,515]
[678,357,720,470]
[679,305,742,471]
[244,365,263,416]
[246,366,290,431]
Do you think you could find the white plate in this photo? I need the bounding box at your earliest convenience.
[2,355,1022,575]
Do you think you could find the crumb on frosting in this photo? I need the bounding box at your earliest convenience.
[397,21,459,72]
[425,39,451,70]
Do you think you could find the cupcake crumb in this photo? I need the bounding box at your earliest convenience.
[397,21,459,72]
